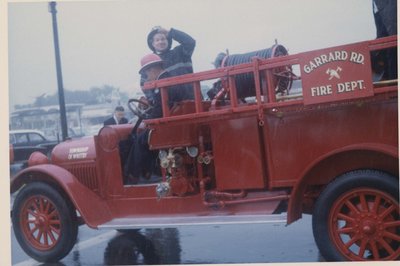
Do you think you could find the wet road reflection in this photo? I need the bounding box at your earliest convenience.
[12,215,324,265]
[104,229,180,265]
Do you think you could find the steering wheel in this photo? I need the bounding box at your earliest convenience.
[128,98,153,119]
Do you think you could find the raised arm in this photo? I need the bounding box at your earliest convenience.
[168,28,196,58]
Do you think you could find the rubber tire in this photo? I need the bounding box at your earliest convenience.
[12,182,78,263]
[312,169,399,261]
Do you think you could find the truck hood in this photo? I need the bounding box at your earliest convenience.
[51,136,96,164]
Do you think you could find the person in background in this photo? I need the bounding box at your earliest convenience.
[141,26,196,101]
[372,0,397,80]
[373,0,397,38]
[104,105,128,126]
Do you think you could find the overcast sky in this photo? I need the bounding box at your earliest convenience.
[8,0,376,110]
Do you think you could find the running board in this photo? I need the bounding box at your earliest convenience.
[98,214,287,230]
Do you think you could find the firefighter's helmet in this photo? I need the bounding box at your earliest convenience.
[139,53,163,74]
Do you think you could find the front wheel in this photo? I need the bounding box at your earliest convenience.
[12,182,78,262]
[312,170,399,261]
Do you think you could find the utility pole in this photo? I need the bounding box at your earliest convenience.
[49,1,68,140]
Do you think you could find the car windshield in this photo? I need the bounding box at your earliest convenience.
[9,132,47,145]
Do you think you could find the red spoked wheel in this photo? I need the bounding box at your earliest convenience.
[313,170,399,261]
[20,195,62,250]
[329,188,399,260]
[12,182,78,262]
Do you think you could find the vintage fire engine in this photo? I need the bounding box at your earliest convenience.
[11,35,398,262]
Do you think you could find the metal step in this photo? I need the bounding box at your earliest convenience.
[98,213,287,229]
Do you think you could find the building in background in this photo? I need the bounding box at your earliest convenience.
[10,104,84,140]
[9,103,122,140]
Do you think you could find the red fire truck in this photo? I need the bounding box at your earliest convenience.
[11,35,398,262]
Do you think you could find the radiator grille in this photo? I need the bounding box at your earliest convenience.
[64,162,99,191]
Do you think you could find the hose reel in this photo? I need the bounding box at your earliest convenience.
[209,44,293,100]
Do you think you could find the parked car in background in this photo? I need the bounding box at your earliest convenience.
[9,130,58,163]
[42,127,85,142]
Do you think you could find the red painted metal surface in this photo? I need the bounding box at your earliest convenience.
[300,42,374,105]
[287,143,399,224]
[149,123,199,150]
[210,116,265,190]
[29,151,50,166]
[263,95,398,188]
[11,165,112,228]
[105,192,284,219]
[51,137,97,164]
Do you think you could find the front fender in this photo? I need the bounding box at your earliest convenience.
[287,143,399,224]
[11,164,112,228]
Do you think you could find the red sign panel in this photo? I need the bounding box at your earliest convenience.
[300,42,374,105]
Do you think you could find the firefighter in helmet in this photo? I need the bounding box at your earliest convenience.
[125,52,192,183]
[139,52,193,119]
[138,53,164,119]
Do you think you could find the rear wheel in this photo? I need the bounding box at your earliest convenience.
[12,182,78,262]
[312,170,399,261]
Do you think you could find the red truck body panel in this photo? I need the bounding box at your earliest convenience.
[211,117,266,190]
[264,95,398,187]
